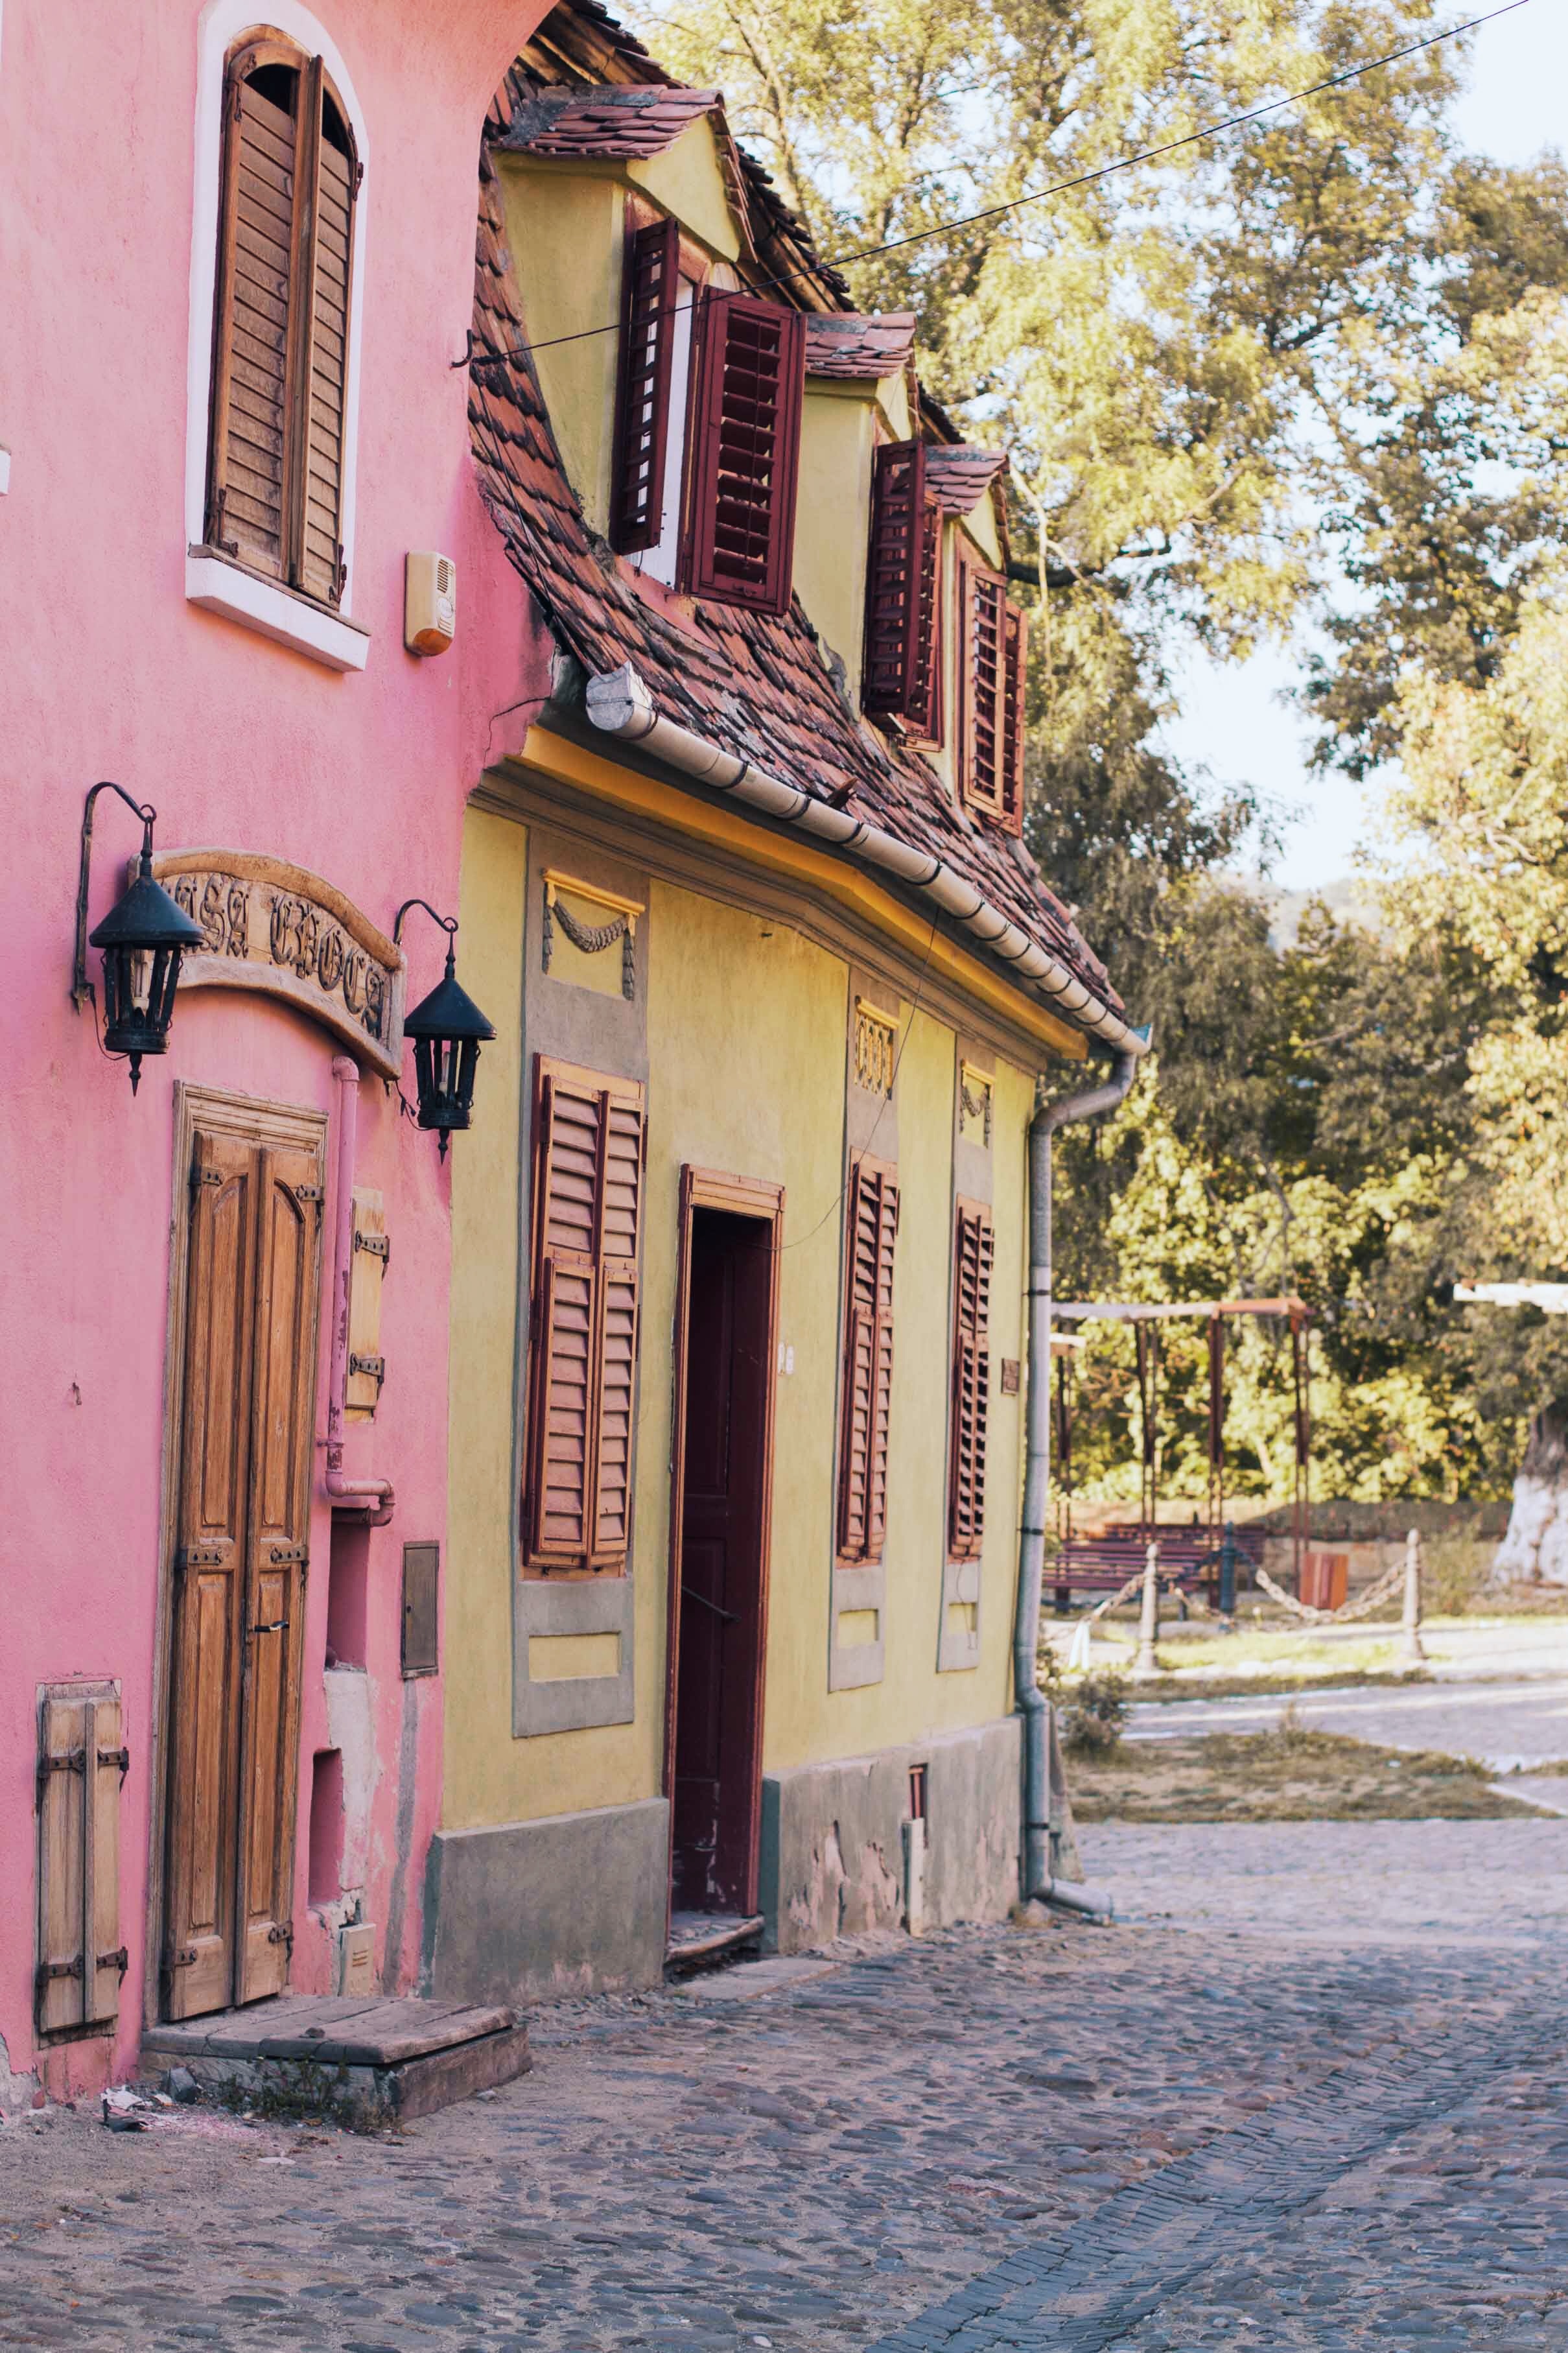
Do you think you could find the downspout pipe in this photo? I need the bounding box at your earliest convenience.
[324,1055,394,1524]
[1016,1039,1145,1904]
[583,664,1149,1057]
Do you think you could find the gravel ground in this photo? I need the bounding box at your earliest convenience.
[2,1815,1565,2350]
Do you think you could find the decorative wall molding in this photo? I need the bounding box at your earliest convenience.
[853,995,897,1097]
[151,849,406,1078]
[959,1059,994,1150]
[541,869,644,1002]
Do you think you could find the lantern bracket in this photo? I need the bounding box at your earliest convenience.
[72,781,158,1015]
[392,898,458,950]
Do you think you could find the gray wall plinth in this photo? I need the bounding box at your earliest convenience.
[423,1797,670,2003]
[760,1716,1021,1954]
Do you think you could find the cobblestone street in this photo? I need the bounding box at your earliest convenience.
[3,1817,1566,2350]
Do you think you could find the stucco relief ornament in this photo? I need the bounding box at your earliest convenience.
[541,871,640,1002]
[152,851,406,1080]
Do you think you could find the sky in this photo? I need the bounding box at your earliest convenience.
[1165,0,1568,892]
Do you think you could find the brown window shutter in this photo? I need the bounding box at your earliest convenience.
[291,63,357,607]
[948,1200,994,1559]
[207,48,301,576]
[837,1157,900,1563]
[681,291,806,616]
[610,215,681,554]
[999,600,1028,834]
[862,440,928,720]
[36,1684,125,2035]
[959,561,1011,819]
[523,1061,646,1576]
[913,495,944,742]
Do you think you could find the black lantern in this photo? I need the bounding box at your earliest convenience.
[73,782,204,1094]
[394,899,496,1159]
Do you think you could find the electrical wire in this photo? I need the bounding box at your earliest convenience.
[460,0,1532,372]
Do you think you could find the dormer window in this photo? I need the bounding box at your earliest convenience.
[609,217,806,618]
[957,556,1027,833]
[863,439,942,741]
[205,36,359,609]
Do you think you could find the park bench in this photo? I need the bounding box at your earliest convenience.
[1050,1523,1265,1613]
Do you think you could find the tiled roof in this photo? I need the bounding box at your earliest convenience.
[469,159,1119,1027]
[926,445,1010,514]
[804,313,918,380]
[493,84,722,160]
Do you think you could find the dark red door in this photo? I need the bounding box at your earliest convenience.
[672,1209,773,1913]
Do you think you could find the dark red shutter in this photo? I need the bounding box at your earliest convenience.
[681,292,806,616]
[862,440,927,718]
[999,600,1028,834]
[913,495,943,742]
[959,561,1008,818]
[948,1200,994,1558]
[610,216,680,554]
[837,1157,899,1563]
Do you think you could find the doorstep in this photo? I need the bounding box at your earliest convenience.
[666,1911,765,1970]
[140,1996,531,2129]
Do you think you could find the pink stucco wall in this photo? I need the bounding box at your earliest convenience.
[0,0,556,2094]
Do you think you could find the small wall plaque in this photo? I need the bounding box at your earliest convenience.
[1000,1359,1021,1396]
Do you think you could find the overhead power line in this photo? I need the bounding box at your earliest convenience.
[461,0,1532,373]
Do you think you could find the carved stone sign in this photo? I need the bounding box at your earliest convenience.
[150,850,406,1079]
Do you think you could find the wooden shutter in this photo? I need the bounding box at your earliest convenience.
[611,215,681,553]
[207,45,300,577]
[292,71,357,608]
[863,440,928,718]
[913,496,944,742]
[36,1684,126,2035]
[163,1128,257,2021]
[999,600,1028,834]
[522,1061,646,1576]
[206,43,356,607]
[959,560,1009,818]
[948,1200,994,1559]
[681,291,806,616]
[233,1142,322,2004]
[837,1157,899,1563]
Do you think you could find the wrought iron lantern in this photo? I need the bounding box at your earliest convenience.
[394,900,496,1158]
[72,782,204,1094]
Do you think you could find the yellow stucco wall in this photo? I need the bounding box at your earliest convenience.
[446,794,1040,1833]
[494,166,622,538]
[629,122,741,265]
[797,387,875,687]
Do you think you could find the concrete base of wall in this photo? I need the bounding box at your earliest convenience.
[423,1797,670,2004]
[760,1717,1021,1954]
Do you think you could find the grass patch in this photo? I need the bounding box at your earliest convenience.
[1068,1720,1545,1824]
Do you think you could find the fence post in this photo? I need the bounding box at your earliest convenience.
[1399,1526,1427,1666]
[1219,1520,1238,1624]
[1136,1539,1160,1676]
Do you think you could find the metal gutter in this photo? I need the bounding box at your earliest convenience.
[583,664,1149,1057]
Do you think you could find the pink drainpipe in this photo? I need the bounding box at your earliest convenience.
[325,1055,394,1524]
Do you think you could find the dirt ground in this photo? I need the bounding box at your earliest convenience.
[1066,1724,1546,1823]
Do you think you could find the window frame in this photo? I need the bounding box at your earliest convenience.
[183,1,369,671]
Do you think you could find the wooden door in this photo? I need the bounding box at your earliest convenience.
[668,1192,780,1916]
[163,1126,322,2018]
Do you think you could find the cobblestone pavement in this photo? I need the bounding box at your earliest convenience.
[3,1818,1566,2350]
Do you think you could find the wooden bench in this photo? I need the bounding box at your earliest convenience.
[1049,1526,1265,1611]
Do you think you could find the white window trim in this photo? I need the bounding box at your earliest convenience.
[184,0,371,670]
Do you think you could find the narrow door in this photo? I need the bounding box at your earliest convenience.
[670,1207,775,1915]
[163,1124,323,2018]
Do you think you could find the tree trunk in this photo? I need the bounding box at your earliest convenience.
[1495,1402,1568,1584]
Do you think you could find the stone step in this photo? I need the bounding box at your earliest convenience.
[141,1996,531,2129]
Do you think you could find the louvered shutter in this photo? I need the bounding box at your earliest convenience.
[207,49,299,576]
[523,1062,645,1576]
[682,292,806,616]
[863,440,928,718]
[999,600,1028,834]
[293,69,357,608]
[960,562,1008,818]
[948,1201,994,1559]
[36,1685,126,2035]
[206,43,355,607]
[837,1158,899,1563]
[611,216,681,553]
[913,495,944,741]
